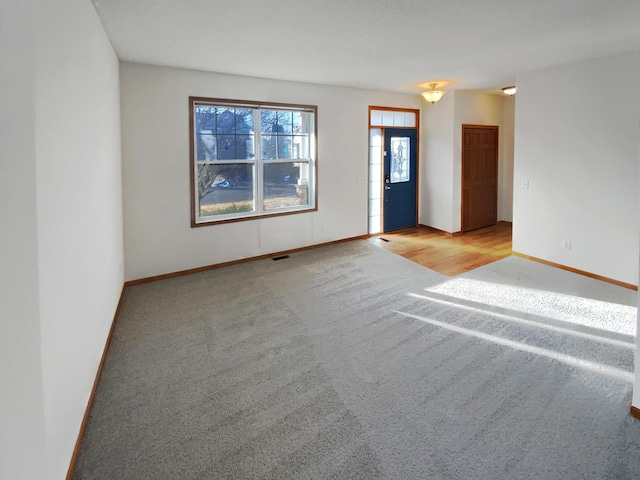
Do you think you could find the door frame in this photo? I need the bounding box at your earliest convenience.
[368,106,420,234]
[461,124,499,232]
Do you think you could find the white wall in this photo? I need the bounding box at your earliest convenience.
[120,63,421,281]
[0,2,47,479]
[513,50,640,285]
[35,1,124,477]
[1,1,123,478]
[500,96,516,222]
[421,93,455,232]
[421,90,513,233]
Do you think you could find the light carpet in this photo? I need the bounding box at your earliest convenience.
[73,240,640,479]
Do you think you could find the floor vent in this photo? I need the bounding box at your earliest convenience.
[379,238,390,242]
[272,255,290,261]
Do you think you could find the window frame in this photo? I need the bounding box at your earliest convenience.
[189,96,318,227]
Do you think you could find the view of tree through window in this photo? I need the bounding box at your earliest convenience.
[190,98,317,225]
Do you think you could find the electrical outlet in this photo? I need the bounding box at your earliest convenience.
[563,240,572,250]
[522,180,530,189]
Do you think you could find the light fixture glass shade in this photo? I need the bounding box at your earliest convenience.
[421,89,446,104]
[502,86,516,95]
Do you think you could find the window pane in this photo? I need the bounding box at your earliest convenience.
[276,136,293,159]
[370,128,382,148]
[263,162,310,209]
[236,109,254,132]
[370,110,383,126]
[369,215,381,234]
[370,181,381,200]
[291,135,309,159]
[261,110,312,159]
[198,108,253,160]
[370,163,382,182]
[196,133,217,160]
[216,134,236,159]
[382,110,394,127]
[261,135,274,159]
[194,105,217,133]
[296,112,313,135]
[236,134,255,159]
[261,135,295,159]
[195,106,219,160]
[261,110,282,134]
[392,111,406,127]
[403,111,416,127]
[215,108,235,133]
[390,136,410,183]
[392,111,416,127]
[262,110,294,134]
[291,112,302,132]
[369,200,381,216]
[197,164,254,217]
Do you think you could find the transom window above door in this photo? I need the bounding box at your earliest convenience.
[369,109,417,128]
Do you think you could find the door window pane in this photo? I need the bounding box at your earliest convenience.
[390,137,410,183]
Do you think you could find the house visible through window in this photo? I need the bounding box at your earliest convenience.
[190,97,317,226]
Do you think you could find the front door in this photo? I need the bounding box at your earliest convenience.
[383,128,417,232]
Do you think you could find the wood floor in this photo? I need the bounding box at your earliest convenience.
[369,221,512,276]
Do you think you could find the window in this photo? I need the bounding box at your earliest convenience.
[190,97,317,226]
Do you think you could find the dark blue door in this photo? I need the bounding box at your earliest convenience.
[383,128,417,232]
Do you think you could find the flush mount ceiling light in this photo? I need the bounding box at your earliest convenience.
[502,85,517,95]
[421,83,446,104]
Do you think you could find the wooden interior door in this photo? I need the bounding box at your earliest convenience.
[462,125,498,232]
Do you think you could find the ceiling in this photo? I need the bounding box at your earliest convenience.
[91,0,640,95]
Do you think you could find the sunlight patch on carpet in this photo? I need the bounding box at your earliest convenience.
[425,278,636,336]
[394,310,633,383]
[408,292,634,350]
